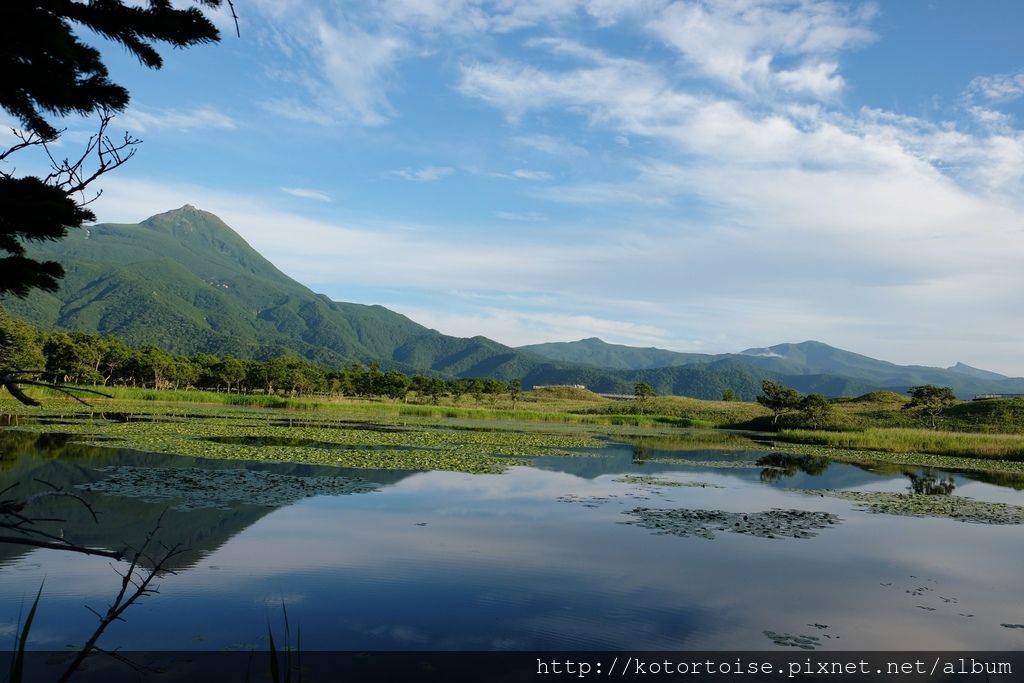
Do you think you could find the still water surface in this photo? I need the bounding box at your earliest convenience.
[1,430,1022,651]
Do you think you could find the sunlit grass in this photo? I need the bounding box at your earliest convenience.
[778,427,1024,459]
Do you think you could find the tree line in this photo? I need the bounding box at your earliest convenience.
[0,310,519,402]
[756,379,958,430]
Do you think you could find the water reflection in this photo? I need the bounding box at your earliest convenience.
[0,430,401,569]
[757,453,831,483]
[2,427,1024,653]
[907,470,957,495]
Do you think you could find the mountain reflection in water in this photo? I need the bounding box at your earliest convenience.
[1,429,1023,653]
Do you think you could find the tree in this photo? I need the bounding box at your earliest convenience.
[382,370,411,401]
[43,332,102,384]
[218,356,247,393]
[507,379,521,408]
[798,393,832,430]
[0,306,44,370]
[133,344,174,389]
[99,338,133,385]
[721,388,737,402]
[633,382,655,415]
[756,380,801,426]
[0,1,228,299]
[905,385,957,429]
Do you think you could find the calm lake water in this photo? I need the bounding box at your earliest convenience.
[2,429,1023,652]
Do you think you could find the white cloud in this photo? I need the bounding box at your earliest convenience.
[511,169,552,181]
[242,1,662,128]
[70,3,1024,376]
[382,305,676,349]
[646,0,876,99]
[453,29,1024,374]
[459,43,698,125]
[966,106,1012,131]
[117,106,236,133]
[390,166,455,182]
[964,70,1024,103]
[495,211,547,222]
[250,3,405,126]
[281,187,332,202]
[88,173,1024,375]
[512,133,588,156]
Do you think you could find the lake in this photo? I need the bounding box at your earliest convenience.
[2,428,1023,654]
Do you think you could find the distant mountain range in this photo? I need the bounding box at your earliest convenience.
[4,205,1022,400]
[520,338,1024,398]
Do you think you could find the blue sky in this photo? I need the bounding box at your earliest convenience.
[6,1,1024,374]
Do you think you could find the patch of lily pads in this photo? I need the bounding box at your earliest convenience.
[621,507,841,539]
[76,465,379,510]
[763,631,821,650]
[3,418,603,473]
[557,475,723,508]
[612,474,723,488]
[803,489,1024,524]
[644,456,767,469]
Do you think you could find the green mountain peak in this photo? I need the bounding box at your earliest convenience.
[5,207,1021,400]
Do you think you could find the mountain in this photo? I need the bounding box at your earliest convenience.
[519,337,717,370]
[519,338,1024,399]
[3,205,561,378]
[736,341,1024,396]
[947,362,1007,381]
[5,205,1021,400]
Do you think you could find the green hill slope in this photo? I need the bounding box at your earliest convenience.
[4,206,541,375]
[6,205,1020,400]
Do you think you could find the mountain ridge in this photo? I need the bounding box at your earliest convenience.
[518,337,1024,398]
[5,205,1022,400]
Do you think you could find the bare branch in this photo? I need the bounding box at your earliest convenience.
[227,0,241,37]
[32,113,142,209]
[0,128,52,164]
[0,535,123,559]
[24,488,101,524]
[59,512,185,683]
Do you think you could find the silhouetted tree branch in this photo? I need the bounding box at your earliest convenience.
[1,369,113,406]
[0,0,230,299]
[59,512,185,683]
[0,481,124,560]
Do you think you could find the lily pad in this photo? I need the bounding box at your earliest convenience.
[76,465,379,510]
[804,490,1024,524]
[621,507,841,540]
[764,630,821,650]
[613,474,722,488]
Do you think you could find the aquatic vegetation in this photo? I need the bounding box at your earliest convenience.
[644,456,766,469]
[0,411,603,473]
[805,490,1024,524]
[618,431,760,451]
[76,466,380,510]
[763,630,821,650]
[621,508,841,540]
[558,475,723,508]
[765,442,1024,477]
[612,474,722,489]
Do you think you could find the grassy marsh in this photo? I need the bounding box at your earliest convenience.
[3,388,1024,476]
[777,428,1024,460]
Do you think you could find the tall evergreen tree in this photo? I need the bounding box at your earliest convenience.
[0,1,227,298]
